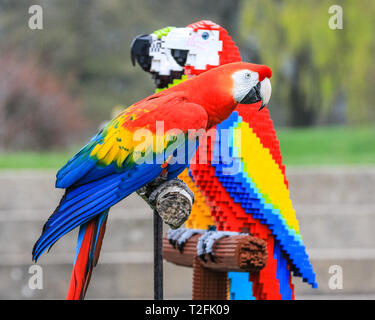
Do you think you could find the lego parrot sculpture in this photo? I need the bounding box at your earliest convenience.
[32,61,273,299]
[131,20,317,300]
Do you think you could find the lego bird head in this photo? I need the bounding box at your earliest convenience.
[130,21,241,88]
[131,27,186,89]
[165,20,241,76]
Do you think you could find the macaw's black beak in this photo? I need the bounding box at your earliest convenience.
[258,102,266,111]
[240,82,263,108]
[130,34,153,72]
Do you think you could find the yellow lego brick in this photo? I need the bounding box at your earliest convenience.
[234,122,300,233]
[178,168,215,229]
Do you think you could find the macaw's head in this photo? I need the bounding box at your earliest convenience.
[183,62,272,127]
[230,63,272,111]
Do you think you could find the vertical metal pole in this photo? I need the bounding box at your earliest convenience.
[153,210,163,300]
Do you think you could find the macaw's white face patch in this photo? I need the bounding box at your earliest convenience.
[164,27,223,71]
[231,69,259,103]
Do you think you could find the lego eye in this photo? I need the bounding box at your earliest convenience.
[201,32,209,40]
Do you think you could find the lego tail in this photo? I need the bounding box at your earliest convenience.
[274,240,295,300]
[66,210,109,300]
[249,237,294,300]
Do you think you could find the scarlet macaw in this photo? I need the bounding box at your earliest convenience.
[32,61,273,299]
[131,20,317,300]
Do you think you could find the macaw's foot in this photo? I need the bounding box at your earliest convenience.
[136,176,167,205]
[197,231,243,262]
[137,178,194,229]
[167,228,205,253]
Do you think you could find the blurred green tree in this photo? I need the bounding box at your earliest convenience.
[240,0,375,126]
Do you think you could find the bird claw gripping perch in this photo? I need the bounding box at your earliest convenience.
[137,177,195,229]
[167,228,205,253]
[197,231,244,262]
[136,176,167,205]
[167,228,244,262]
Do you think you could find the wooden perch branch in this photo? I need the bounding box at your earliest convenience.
[163,234,267,272]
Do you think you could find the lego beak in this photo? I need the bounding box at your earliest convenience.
[130,34,153,71]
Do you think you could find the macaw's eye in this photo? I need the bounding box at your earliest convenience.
[245,72,251,79]
[201,32,209,40]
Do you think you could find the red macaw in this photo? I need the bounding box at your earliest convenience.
[32,61,272,299]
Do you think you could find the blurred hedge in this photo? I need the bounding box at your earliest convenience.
[0,54,87,150]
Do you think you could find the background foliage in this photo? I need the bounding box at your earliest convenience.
[241,0,375,126]
[0,0,374,151]
[0,53,86,149]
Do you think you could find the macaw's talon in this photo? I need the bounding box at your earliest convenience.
[177,242,185,253]
[199,254,207,263]
[136,176,168,208]
[168,228,206,253]
[209,253,216,263]
[167,228,185,248]
[196,230,244,262]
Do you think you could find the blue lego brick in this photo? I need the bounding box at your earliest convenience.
[228,272,255,300]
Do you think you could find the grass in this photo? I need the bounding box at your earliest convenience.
[0,150,73,170]
[0,126,374,169]
[277,126,375,165]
